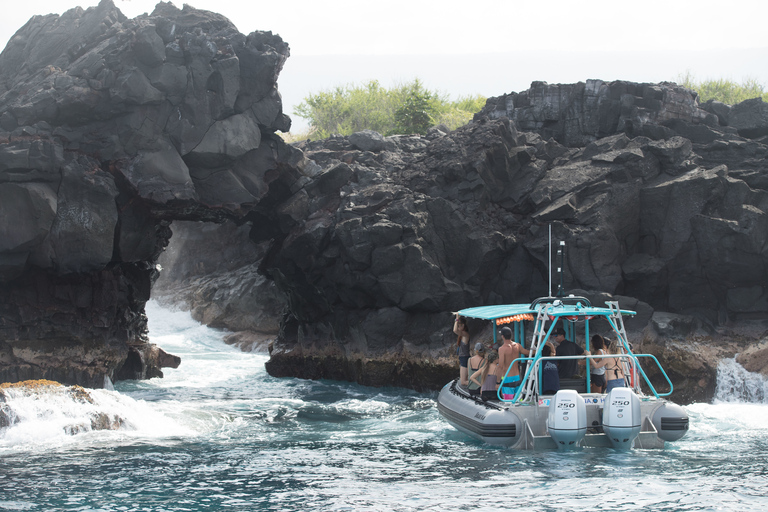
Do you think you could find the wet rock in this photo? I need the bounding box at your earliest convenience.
[0,380,126,433]
[638,326,766,404]
[736,342,768,377]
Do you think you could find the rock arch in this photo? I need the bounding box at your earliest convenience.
[0,1,307,386]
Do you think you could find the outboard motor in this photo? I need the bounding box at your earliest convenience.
[652,402,690,442]
[602,387,641,449]
[547,389,587,448]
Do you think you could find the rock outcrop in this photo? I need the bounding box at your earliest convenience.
[0,1,309,386]
[2,2,767,403]
[260,82,768,403]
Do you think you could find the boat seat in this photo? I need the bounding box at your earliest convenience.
[559,378,587,393]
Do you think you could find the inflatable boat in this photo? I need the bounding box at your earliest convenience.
[437,295,689,450]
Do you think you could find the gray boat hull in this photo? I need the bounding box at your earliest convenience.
[437,380,686,450]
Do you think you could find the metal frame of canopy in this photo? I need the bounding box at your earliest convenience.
[457,301,636,350]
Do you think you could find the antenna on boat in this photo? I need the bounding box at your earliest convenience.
[548,224,552,298]
[556,240,565,297]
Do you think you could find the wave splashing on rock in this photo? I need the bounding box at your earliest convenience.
[0,380,128,443]
[715,358,768,403]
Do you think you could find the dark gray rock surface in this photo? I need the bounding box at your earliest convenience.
[1,2,767,401]
[261,84,767,402]
[0,1,307,387]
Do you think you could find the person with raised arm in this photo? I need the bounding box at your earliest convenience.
[453,314,471,387]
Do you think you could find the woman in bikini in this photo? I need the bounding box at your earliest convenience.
[604,338,627,393]
[454,315,471,386]
[467,343,486,396]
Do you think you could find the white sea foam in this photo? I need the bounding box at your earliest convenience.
[0,301,245,451]
[714,357,768,404]
[0,385,195,452]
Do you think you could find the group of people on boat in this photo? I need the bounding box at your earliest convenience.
[454,314,627,400]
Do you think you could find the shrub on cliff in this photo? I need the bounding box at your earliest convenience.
[678,72,768,105]
[293,78,486,138]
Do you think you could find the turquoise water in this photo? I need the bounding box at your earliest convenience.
[1,302,766,511]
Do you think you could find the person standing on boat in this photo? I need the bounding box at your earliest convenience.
[589,334,609,393]
[472,351,500,401]
[604,338,627,393]
[454,315,471,387]
[540,343,560,395]
[498,326,530,400]
[467,343,486,396]
[553,327,587,379]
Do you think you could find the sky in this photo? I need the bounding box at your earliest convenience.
[2,0,767,132]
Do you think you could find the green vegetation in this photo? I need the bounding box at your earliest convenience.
[292,79,486,139]
[677,72,768,105]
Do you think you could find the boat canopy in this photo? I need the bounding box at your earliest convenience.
[457,302,636,322]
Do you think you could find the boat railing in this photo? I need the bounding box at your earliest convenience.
[498,353,674,402]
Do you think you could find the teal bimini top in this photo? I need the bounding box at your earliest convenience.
[457,302,636,322]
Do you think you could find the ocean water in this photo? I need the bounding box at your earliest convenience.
[1,301,767,512]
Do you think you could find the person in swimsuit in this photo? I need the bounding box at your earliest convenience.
[497,326,530,400]
[467,342,485,396]
[454,315,471,386]
[604,338,626,393]
[470,351,499,401]
[589,334,609,393]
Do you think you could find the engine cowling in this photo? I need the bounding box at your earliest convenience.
[547,389,587,449]
[603,387,642,449]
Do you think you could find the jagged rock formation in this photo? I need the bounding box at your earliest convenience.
[1,2,766,402]
[0,1,309,386]
[260,82,768,403]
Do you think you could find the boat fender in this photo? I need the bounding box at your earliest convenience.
[602,387,641,449]
[651,402,690,442]
[547,389,587,449]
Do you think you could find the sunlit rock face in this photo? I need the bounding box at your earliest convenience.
[0,0,309,386]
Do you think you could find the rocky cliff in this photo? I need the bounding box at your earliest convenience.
[1,2,766,403]
[259,81,768,403]
[0,1,311,386]
[157,80,768,403]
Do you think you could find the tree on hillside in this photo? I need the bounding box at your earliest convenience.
[393,80,437,135]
